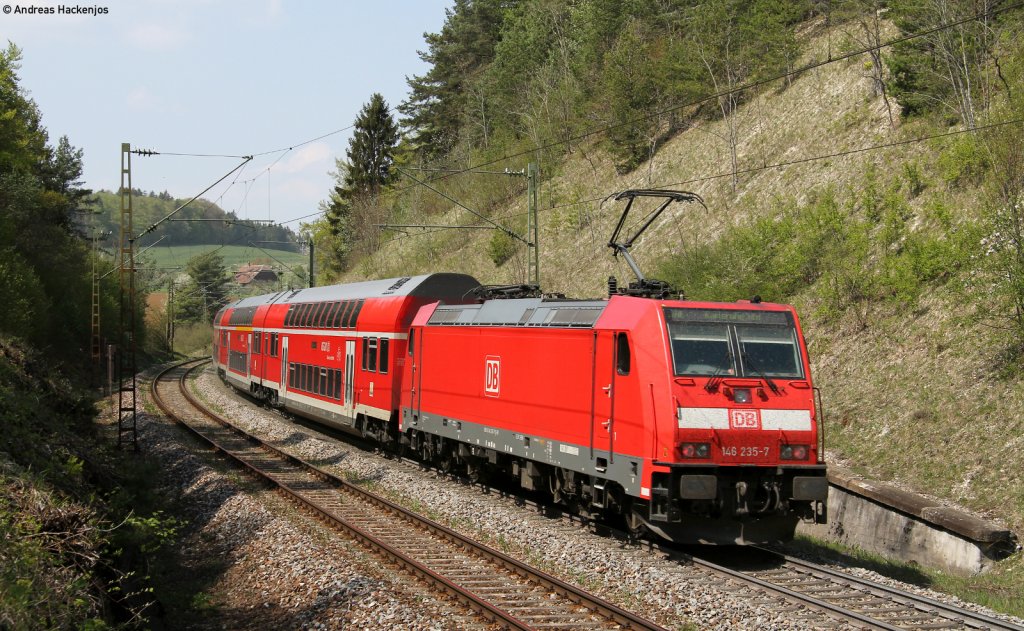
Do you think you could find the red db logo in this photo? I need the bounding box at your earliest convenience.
[730,409,760,429]
[484,356,500,397]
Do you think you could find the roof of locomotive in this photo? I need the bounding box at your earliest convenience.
[223,273,481,312]
[428,297,608,328]
[422,294,798,330]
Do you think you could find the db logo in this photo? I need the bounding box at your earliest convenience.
[484,356,500,397]
[730,409,760,430]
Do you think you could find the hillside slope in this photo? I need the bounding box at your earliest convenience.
[340,26,1024,539]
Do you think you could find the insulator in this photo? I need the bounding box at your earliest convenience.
[608,276,618,297]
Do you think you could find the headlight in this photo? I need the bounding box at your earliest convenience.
[732,388,752,404]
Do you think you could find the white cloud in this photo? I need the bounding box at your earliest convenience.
[127,22,189,51]
[275,142,331,175]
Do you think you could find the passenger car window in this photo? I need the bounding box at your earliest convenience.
[379,338,389,374]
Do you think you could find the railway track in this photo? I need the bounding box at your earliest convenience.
[687,548,1024,631]
[151,359,666,631]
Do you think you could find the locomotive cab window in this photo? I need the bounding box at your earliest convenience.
[616,333,631,375]
[664,308,804,379]
[408,330,415,357]
[736,326,802,378]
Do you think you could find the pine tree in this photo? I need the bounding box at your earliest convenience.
[343,93,400,197]
[321,93,400,274]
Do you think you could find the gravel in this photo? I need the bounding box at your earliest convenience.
[137,371,488,630]
[145,364,1024,630]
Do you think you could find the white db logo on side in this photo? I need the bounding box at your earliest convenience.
[484,356,500,397]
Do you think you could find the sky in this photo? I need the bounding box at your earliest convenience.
[2,0,452,232]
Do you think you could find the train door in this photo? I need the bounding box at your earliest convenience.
[246,333,252,379]
[344,340,356,418]
[591,330,617,469]
[280,336,289,395]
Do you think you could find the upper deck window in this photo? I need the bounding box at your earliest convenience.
[664,308,803,379]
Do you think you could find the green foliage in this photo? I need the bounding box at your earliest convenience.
[487,229,519,267]
[320,94,401,275]
[396,0,810,175]
[964,107,1024,353]
[657,169,975,327]
[177,251,229,323]
[399,0,509,156]
[89,190,299,250]
[938,134,990,189]
[884,0,1013,125]
[902,160,925,197]
[0,43,100,374]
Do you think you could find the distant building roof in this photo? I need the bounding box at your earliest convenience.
[235,264,278,285]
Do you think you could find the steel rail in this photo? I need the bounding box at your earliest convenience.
[756,549,1024,631]
[152,360,666,631]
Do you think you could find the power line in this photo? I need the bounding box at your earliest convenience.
[275,3,1022,232]
[398,115,1024,229]
[250,125,355,158]
[391,0,1024,193]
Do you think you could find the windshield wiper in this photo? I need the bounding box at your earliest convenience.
[741,351,781,395]
[704,347,733,393]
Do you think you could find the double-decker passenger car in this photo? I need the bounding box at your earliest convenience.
[212,273,480,442]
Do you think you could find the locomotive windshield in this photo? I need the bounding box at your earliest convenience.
[664,308,804,379]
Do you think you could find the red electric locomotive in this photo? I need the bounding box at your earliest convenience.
[212,190,827,544]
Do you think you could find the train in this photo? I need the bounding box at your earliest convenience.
[211,191,827,544]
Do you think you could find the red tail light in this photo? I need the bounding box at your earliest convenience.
[780,444,809,460]
[679,442,710,459]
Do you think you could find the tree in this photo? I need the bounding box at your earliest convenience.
[343,93,400,196]
[886,0,1009,126]
[399,0,511,158]
[687,0,809,190]
[176,252,229,323]
[0,43,98,364]
[322,94,401,274]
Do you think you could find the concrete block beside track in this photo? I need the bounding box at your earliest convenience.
[797,466,1019,575]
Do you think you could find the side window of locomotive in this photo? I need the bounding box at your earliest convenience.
[361,337,368,370]
[616,333,631,376]
[408,330,415,357]
[254,332,261,355]
[379,338,389,375]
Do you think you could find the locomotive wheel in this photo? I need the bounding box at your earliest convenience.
[625,508,647,537]
[466,460,484,483]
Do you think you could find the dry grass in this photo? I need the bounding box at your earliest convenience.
[340,27,1024,547]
